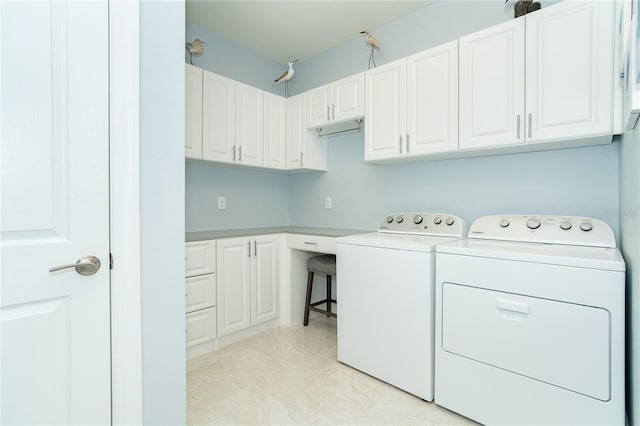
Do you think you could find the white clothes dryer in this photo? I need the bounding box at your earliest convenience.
[337,212,466,401]
[435,215,625,425]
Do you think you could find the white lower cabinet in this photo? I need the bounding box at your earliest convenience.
[217,235,279,338]
[185,240,217,359]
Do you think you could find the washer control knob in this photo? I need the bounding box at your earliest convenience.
[396,216,404,224]
[526,218,541,230]
[580,221,593,232]
[386,216,394,224]
[433,217,442,225]
[499,219,510,228]
[413,215,423,225]
[445,217,455,226]
[560,221,572,230]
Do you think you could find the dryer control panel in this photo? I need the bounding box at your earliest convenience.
[378,213,466,237]
[468,215,617,248]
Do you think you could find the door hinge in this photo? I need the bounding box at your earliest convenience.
[109,253,113,270]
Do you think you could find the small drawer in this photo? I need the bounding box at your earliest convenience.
[287,234,336,254]
[185,274,216,313]
[185,307,216,347]
[185,240,215,277]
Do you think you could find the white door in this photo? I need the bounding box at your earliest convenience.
[332,73,364,123]
[459,18,525,150]
[185,64,203,159]
[306,84,331,128]
[286,93,306,169]
[525,1,613,143]
[1,1,111,424]
[263,92,286,170]
[202,70,236,163]
[216,238,251,337]
[251,236,279,325]
[364,58,407,161]
[406,41,459,156]
[235,82,264,167]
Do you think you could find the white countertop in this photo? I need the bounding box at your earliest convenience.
[185,226,370,242]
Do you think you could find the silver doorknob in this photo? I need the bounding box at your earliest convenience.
[49,256,101,276]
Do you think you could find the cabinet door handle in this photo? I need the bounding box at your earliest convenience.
[332,104,336,120]
[247,241,251,257]
[300,152,304,166]
[406,134,410,153]
[233,145,236,161]
[517,115,521,139]
[399,135,403,154]
[528,113,532,138]
[238,146,242,162]
[326,105,330,121]
[253,241,257,257]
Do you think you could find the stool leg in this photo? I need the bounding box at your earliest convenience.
[326,274,332,316]
[303,270,314,326]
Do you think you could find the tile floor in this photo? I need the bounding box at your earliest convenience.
[186,316,476,425]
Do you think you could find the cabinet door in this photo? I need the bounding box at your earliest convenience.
[216,237,251,337]
[236,82,264,167]
[251,236,279,325]
[286,93,306,169]
[263,92,286,170]
[459,18,525,150]
[185,64,203,159]
[406,41,458,156]
[306,84,331,128]
[202,70,236,162]
[332,73,364,123]
[525,1,613,143]
[364,58,407,161]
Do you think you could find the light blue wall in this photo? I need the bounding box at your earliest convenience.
[290,134,620,234]
[186,23,285,95]
[619,123,640,425]
[140,1,186,424]
[186,164,290,232]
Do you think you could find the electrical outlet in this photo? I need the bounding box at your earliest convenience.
[217,196,226,210]
[324,196,332,209]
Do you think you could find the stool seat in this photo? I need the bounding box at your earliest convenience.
[304,254,337,326]
[307,254,336,275]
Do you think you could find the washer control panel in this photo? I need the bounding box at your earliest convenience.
[378,213,466,237]
[468,215,617,248]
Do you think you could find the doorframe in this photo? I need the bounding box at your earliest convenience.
[109,1,143,423]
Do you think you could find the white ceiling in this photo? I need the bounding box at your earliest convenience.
[186,1,435,65]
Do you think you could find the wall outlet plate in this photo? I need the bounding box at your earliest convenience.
[324,196,332,209]
[217,196,226,210]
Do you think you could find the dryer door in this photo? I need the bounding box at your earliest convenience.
[441,282,610,401]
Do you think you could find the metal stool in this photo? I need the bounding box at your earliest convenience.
[303,254,337,326]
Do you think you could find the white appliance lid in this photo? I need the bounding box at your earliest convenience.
[337,232,461,252]
[437,239,625,272]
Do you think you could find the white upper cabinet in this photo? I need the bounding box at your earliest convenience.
[365,41,459,162]
[364,58,407,161]
[263,92,287,170]
[459,19,525,150]
[525,1,613,143]
[202,70,237,162]
[307,73,364,129]
[459,1,614,151]
[185,64,203,159]
[235,82,264,167]
[286,93,328,171]
[406,40,459,156]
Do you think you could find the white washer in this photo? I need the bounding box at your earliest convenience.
[336,212,466,401]
[435,215,625,425]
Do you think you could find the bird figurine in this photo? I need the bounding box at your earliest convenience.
[358,30,380,69]
[273,59,299,97]
[185,38,207,65]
